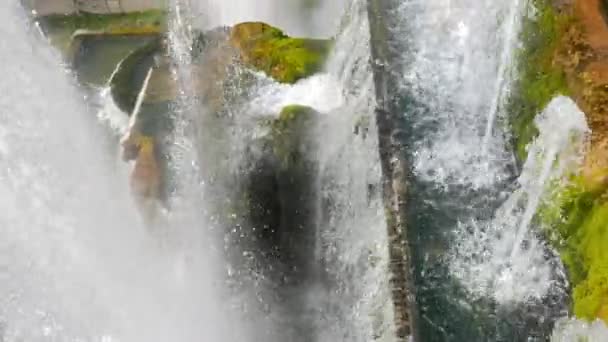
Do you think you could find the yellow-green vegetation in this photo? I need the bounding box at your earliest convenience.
[230,22,331,83]
[516,0,608,324]
[510,0,571,161]
[540,176,608,322]
[271,105,317,168]
[38,10,165,49]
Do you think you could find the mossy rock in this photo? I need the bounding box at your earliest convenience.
[270,105,318,168]
[509,0,571,162]
[230,22,331,83]
[540,176,608,324]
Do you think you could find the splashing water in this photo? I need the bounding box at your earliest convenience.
[0,2,233,341]
[401,0,522,189]
[552,318,608,341]
[94,86,130,136]
[247,73,344,116]
[451,96,589,303]
[312,1,396,340]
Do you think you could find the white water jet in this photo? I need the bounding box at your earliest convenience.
[95,86,130,136]
[481,0,525,151]
[450,96,589,303]
[0,2,231,341]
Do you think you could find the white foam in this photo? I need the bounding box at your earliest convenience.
[552,318,608,341]
[403,0,523,190]
[247,72,345,115]
[95,87,130,136]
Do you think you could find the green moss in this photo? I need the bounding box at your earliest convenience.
[271,105,317,168]
[510,0,571,161]
[231,22,331,83]
[540,176,608,321]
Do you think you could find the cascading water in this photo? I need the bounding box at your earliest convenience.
[403,0,521,189]
[0,1,234,341]
[311,1,397,340]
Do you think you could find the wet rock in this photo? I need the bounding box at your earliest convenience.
[237,105,320,279]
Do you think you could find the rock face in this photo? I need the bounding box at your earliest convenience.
[514,0,608,324]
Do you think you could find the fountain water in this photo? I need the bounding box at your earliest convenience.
[450,96,589,304]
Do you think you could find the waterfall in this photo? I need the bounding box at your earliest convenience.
[0,1,231,341]
[313,1,396,340]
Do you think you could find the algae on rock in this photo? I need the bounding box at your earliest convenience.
[230,22,332,83]
[510,0,572,161]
